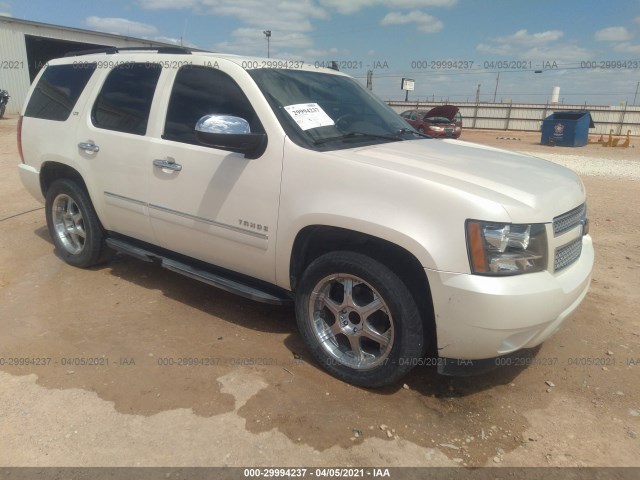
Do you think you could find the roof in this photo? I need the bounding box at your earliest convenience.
[46,49,345,76]
[0,16,179,48]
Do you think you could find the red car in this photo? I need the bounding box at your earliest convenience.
[400,105,462,138]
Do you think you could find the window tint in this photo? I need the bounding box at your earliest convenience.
[24,64,96,121]
[164,66,262,145]
[92,63,161,135]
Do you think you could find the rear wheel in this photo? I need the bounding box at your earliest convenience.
[295,251,426,387]
[45,179,108,267]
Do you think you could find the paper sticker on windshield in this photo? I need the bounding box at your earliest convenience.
[284,103,335,131]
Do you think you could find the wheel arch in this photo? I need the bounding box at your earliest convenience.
[288,225,436,346]
[40,161,88,198]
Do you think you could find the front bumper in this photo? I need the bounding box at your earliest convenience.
[425,235,594,361]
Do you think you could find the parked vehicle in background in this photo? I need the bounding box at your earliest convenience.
[0,89,9,118]
[400,105,462,138]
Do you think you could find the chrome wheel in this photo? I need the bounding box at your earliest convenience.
[308,274,394,370]
[52,193,86,255]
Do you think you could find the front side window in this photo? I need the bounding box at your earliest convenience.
[92,63,161,135]
[164,65,263,145]
[25,64,96,121]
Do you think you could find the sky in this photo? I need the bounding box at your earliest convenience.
[1,0,640,105]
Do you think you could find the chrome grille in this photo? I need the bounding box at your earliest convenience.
[553,203,586,236]
[555,237,583,272]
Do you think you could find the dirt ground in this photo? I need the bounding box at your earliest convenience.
[461,129,638,160]
[0,115,638,469]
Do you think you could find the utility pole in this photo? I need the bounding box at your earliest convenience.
[493,72,500,103]
[180,19,188,47]
[263,30,271,58]
[366,70,373,91]
[634,81,639,105]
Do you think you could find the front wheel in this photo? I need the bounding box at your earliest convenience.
[295,251,426,387]
[0,104,5,119]
[45,179,108,267]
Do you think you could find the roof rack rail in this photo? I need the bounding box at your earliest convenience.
[64,47,117,57]
[64,46,192,57]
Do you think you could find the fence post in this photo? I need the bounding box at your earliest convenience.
[472,101,479,129]
[541,102,548,132]
[505,102,513,130]
[618,102,627,136]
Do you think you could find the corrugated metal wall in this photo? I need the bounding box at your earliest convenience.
[0,18,171,115]
[0,20,30,115]
[388,101,640,136]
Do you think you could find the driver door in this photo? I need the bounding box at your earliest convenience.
[146,63,283,283]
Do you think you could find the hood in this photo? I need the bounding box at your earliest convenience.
[426,105,459,120]
[331,138,585,223]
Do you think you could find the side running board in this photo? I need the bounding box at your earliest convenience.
[105,237,293,306]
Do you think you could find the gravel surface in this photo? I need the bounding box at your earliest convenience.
[460,130,639,182]
[1,118,639,468]
[517,151,640,181]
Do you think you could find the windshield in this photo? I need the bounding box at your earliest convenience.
[248,68,426,150]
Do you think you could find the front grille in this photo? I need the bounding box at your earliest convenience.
[555,237,583,272]
[553,203,586,236]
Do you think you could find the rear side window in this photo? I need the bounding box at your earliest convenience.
[92,63,161,135]
[24,64,96,121]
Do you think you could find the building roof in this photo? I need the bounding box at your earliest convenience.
[0,16,179,48]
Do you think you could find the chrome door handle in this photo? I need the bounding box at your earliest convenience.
[78,142,99,153]
[153,159,182,171]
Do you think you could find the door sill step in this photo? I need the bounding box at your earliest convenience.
[106,237,293,305]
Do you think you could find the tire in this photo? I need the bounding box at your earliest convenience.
[0,104,5,119]
[295,251,426,387]
[45,179,108,268]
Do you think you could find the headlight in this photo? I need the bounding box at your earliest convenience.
[466,220,547,275]
[429,126,444,132]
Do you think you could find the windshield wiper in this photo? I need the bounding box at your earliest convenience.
[313,131,404,146]
[394,128,432,139]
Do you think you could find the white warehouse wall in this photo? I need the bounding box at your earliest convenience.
[0,17,176,115]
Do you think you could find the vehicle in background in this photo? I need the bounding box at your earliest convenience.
[400,105,462,138]
[0,89,9,119]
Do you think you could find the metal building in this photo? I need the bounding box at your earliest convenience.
[0,17,177,115]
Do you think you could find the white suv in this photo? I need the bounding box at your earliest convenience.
[17,47,593,387]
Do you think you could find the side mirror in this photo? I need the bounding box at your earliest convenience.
[195,115,267,158]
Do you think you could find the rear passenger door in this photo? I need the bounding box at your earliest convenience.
[75,62,162,244]
[146,63,284,284]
